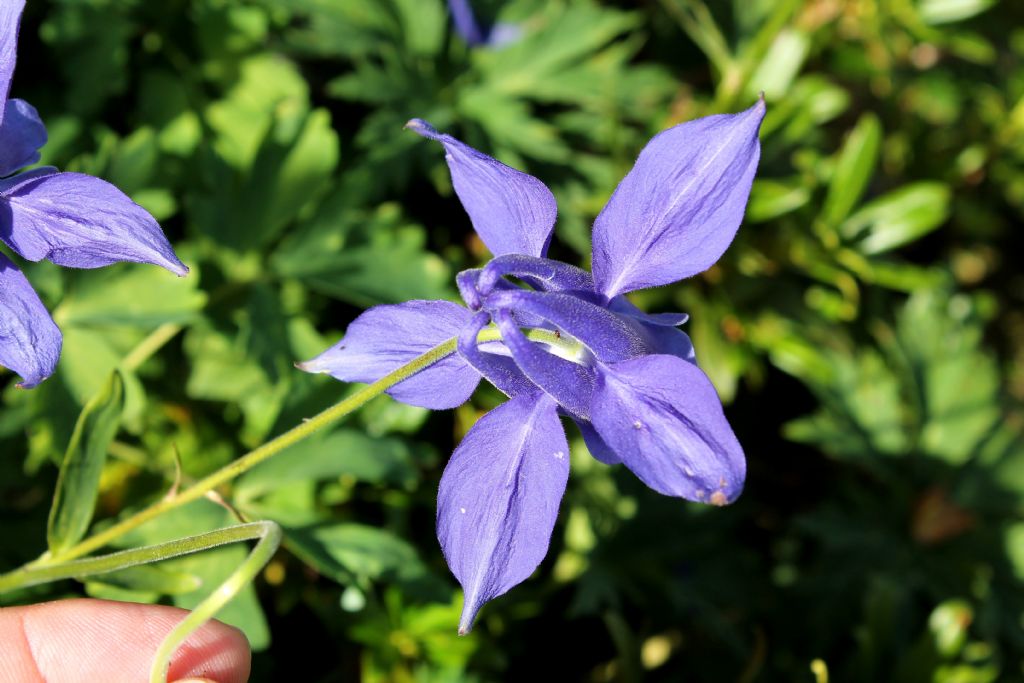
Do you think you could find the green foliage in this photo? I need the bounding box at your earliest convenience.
[2,0,1023,681]
[47,370,125,554]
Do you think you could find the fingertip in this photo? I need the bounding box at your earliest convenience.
[2,598,251,683]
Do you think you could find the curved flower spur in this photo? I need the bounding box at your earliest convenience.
[0,0,187,388]
[299,99,765,633]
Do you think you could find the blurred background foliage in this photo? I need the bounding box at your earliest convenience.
[1,0,1023,680]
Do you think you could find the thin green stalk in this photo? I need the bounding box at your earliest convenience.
[121,323,183,373]
[148,521,281,683]
[0,325,571,585]
[24,337,460,567]
[0,522,275,593]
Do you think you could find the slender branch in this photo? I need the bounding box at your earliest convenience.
[121,323,183,373]
[148,521,281,683]
[0,522,275,593]
[0,324,570,587]
[24,337,459,567]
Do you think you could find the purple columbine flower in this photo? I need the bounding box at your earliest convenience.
[447,0,521,48]
[0,0,187,388]
[300,99,765,633]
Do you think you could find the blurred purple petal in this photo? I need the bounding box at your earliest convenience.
[0,172,188,276]
[486,22,521,48]
[0,252,60,388]
[437,391,569,634]
[0,99,46,177]
[448,0,486,46]
[591,354,745,504]
[407,118,556,258]
[495,309,594,418]
[298,300,480,409]
[0,0,25,120]
[592,99,765,298]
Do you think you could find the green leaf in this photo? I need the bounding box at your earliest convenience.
[236,429,419,501]
[272,199,454,306]
[203,54,310,171]
[47,370,125,554]
[474,2,639,98]
[747,177,811,222]
[748,28,809,100]
[841,182,951,254]
[54,264,206,328]
[392,0,446,56]
[286,523,428,586]
[917,0,996,25]
[262,0,397,58]
[192,106,339,251]
[85,564,203,596]
[184,313,291,446]
[820,112,882,228]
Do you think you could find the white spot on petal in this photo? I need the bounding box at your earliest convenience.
[460,507,466,514]
[633,420,644,430]
[554,451,565,460]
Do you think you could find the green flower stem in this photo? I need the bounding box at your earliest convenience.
[0,520,281,683]
[121,322,184,373]
[148,521,281,683]
[0,521,277,594]
[0,324,569,585]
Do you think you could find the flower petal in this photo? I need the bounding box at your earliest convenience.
[448,0,486,46]
[591,354,745,504]
[477,254,593,296]
[606,294,695,361]
[437,391,569,633]
[592,99,765,298]
[457,310,535,398]
[0,172,188,276]
[574,418,622,465]
[608,294,688,326]
[407,118,557,258]
[495,309,594,418]
[298,300,480,410]
[0,0,25,119]
[0,167,57,193]
[0,252,61,388]
[0,99,46,177]
[482,288,647,362]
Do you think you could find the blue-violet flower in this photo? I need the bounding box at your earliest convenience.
[0,0,187,388]
[447,0,521,48]
[300,99,765,633]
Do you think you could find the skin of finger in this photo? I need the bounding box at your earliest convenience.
[0,598,251,683]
